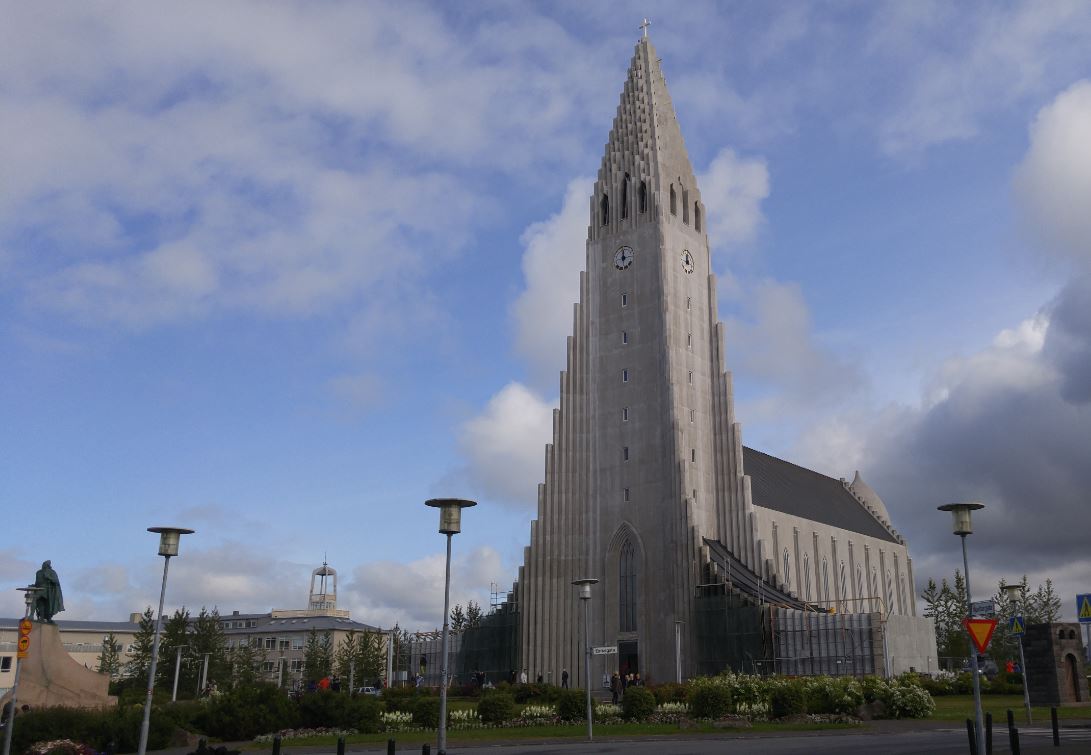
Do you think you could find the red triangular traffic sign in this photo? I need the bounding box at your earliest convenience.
[964,617,999,654]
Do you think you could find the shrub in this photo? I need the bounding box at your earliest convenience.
[621,686,656,721]
[9,705,174,753]
[805,676,862,715]
[412,696,440,729]
[651,682,688,704]
[688,683,732,719]
[203,683,299,739]
[511,682,559,704]
[477,691,517,725]
[555,689,586,722]
[382,686,424,711]
[885,682,935,719]
[768,679,806,718]
[296,691,382,732]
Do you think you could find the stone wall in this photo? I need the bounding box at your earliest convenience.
[1024,622,1089,705]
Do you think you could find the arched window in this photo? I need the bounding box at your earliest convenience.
[839,562,848,611]
[856,566,864,605]
[782,549,791,588]
[601,193,609,226]
[639,181,647,213]
[822,559,830,604]
[886,571,895,616]
[621,174,630,219]
[694,202,702,232]
[669,184,677,215]
[803,555,811,601]
[619,541,637,632]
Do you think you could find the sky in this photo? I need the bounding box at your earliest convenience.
[2,1,1090,630]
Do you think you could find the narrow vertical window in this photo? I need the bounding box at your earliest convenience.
[840,562,848,611]
[622,407,629,421]
[856,567,864,603]
[694,202,702,232]
[687,370,692,384]
[669,184,677,215]
[619,540,637,631]
[639,180,647,213]
[623,446,629,461]
[601,193,609,226]
[692,488,697,500]
[783,550,791,587]
[690,448,696,462]
[621,173,630,219]
[682,189,690,224]
[886,571,895,615]
[622,369,629,382]
[822,560,830,603]
[686,297,691,310]
[803,555,812,601]
[689,409,695,422]
[622,331,628,344]
[687,333,692,347]
[621,292,628,307]
[623,487,631,502]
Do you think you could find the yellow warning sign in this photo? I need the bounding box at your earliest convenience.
[1079,595,1091,621]
[1010,616,1025,635]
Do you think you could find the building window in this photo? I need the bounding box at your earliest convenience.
[1,656,11,672]
[622,331,628,344]
[290,659,304,672]
[840,562,848,610]
[621,174,630,219]
[695,202,702,232]
[901,576,909,614]
[278,639,290,651]
[886,571,895,615]
[623,446,629,461]
[622,406,629,421]
[639,180,647,213]
[687,333,692,348]
[687,370,693,384]
[856,567,864,603]
[689,409,695,422]
[692,488,697,500]
[803,555,812,601]
[264,638,276,650]
[686,296,691,310]
[822,559,830,603]
[621,292,628,307]
[292,637,304,650]
[871,570,880,613]
[600,193,609,226]
[262,661,275,673]
[670,184,677,215]
[622,369,629,382]
[682,189,690,224]
[623,487,630,502]
[620,540,638,632]
[691,448,696,462]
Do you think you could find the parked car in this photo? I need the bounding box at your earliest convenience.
[356,686,381,696]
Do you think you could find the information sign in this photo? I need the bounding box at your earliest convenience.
[592,646,618,655]
[17,618,32,659]
[970,599,996,618]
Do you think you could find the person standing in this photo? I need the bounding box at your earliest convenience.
[561,669,569,689]
[610,672,620,704]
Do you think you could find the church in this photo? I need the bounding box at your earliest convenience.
[510,32,936,685]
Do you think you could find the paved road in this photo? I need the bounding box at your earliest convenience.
[293,726,1091,755]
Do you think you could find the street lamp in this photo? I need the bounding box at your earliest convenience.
[572,578,598,742]
[938,502,985,755]
[1002,582,1033,724]
[1,586,41,755]
[138,526,194,755]
[425,498,475,755]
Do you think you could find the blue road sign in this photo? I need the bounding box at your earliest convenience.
[1009,615,1026,636]
[1078,594,1091,623]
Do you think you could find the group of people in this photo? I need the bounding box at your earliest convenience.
[608,671,644,704]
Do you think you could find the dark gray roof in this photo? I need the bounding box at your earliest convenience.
[221,615,381,633]
[0,619,139,632]
[743,447,898,543]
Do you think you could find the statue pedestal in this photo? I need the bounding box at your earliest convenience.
[0,622,115,710]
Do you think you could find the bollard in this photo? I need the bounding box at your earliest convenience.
[966,718,976,754]
[198,738,207,751]
[1007,708,1015,731]
[1051,706,1059,746]
[422,746,431,755]
[1009,726,1021,755]
[985,711,993,755]
[387,738,396,755]
[105,741,116,755]
[337,735,346,755]
[272,734,281,755]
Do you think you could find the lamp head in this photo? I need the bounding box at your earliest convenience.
[425,498,477,535]
[572,577,599,601]
[1001,583,1024,603]
[937,502,984,535]
[148,526,195,556]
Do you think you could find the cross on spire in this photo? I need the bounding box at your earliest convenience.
[640,18,650,38]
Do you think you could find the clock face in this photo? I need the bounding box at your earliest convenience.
[681,249,694,273]
[614,245,634,270]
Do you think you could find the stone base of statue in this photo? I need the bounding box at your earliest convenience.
[0,622,115,710]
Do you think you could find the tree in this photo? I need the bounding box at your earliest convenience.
[190,607,229,693]
[97,632,122,680]
[920,572,967,665]
[335,630,359,683]
[229,638,264,689]
[1031,579,1062,623]
[465,601,483,629]
[159,607,193,694]
[124,608,156,683]
[449,604,467,633]
[304,628,333,682]
[391,624,412,675]
[356,631,385,683]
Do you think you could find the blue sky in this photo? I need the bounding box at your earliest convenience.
[2,1,1090,627]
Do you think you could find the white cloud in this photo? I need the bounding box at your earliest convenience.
[327,372,385,413]
[697,148,769,253]
[511,177,594,389]
[1013,79,1091,264]
[456,383,555,508]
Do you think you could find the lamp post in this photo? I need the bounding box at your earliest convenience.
[938,502,985,755]
[138,526,194,755]
[425,498,475,755]
[572,578,598,742]
[1002,583,1033,724]
[171,645,192,702]
[674,620,684,683]
[1,586,41,755]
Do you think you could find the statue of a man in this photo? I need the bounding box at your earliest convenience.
[32,560,64,623]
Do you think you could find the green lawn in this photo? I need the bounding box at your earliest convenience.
[930,694,1090,721]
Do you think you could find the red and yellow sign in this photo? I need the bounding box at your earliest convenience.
[963,617,998,654]
[17,618,32,659]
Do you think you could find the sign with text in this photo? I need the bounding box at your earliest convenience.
[970,599,996,618]
[592,646,618,655]
[1077,594,1091,623]
[964,617,999,654]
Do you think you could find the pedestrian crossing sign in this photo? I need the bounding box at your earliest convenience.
[1009,615,1025,636]
[1078,594,1091,623]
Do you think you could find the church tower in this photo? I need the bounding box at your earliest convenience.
[516,31,934,685]
[516,34,757,685]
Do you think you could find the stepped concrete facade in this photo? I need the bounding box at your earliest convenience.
[514,34,935,686]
